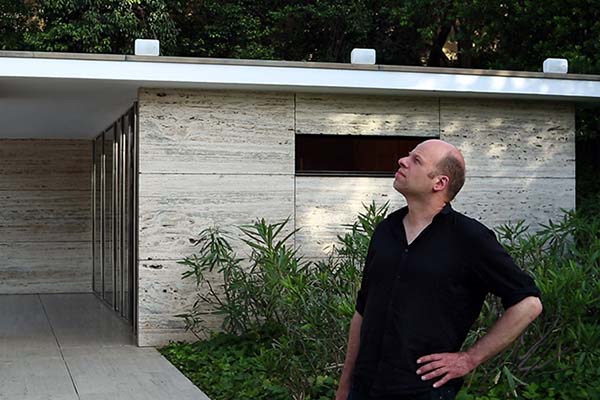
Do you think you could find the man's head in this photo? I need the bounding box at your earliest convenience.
[393,139,465,202]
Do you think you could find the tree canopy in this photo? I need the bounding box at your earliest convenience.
[2,0,599,74]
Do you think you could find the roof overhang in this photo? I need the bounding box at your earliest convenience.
[1,51,599,139]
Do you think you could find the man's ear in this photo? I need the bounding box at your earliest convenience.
[432,175,449,194]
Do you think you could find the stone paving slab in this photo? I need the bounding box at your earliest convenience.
[0,295,60,359]
[39,294,133,348]
[0,294,210,400]
[0,355,75,399]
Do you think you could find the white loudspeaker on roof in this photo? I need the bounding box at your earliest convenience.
[543,58,568,74]
[134,39,160,56]
[351,48,376,65]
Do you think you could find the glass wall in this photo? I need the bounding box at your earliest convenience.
[103,126,114,306]
[93,136,103,294]
[92,105,137,325]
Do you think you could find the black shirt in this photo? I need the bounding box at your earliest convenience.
[353,203,541,397]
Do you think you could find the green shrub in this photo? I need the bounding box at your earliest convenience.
[176,202,387,398]
[160,328,290,400]
[460,211,600,399]
[172,203,600,400]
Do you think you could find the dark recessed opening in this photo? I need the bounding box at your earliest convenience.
[295,134,432,176]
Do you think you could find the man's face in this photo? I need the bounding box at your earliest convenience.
[393,141,444,197]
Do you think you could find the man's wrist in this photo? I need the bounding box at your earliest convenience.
[465,348,484,371]
[463,350,481,371]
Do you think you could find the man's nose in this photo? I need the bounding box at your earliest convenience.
[398,157,408,168]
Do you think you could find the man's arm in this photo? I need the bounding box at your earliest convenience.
[335,311,363,400]
[416,296,543,388]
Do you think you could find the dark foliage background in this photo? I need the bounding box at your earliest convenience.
[1,1,598,70]
[1,0,599,70]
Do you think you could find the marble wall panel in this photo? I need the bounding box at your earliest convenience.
[295,175,574,258]
[440,99,575,178]
[453,176,575,229]
[138,174,295,262]
[0,140,91,190]
[0,140,92,294]
[137,260,223,346]
[295,177,405,258]
[137,89,297,346]
[138,89,295,175]
[0,191,90,242]
[0,242,92,293]
[295,93,439,137]
[136,171,294,346]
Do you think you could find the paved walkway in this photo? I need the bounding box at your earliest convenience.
[0,294,210,400]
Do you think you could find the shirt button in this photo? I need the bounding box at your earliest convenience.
[404,249,408,253]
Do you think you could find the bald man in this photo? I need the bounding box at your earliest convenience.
[335,140,542,400]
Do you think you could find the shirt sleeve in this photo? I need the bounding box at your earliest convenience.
[355,237,376,316]
[471,226,541,310]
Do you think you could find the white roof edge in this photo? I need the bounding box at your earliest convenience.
[1,56,600,101]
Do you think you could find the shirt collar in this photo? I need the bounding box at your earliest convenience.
[440,202,452,215]
[399,202,453,218]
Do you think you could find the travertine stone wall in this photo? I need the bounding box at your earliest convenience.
[295,177,406,258]
[0,140,92,293]
[454,177,575,228]
[442,99,576,228]
[295,93,439,136]
[294,94,439,258]
[139,89,294,175]
[138,90,576,346]
[295,97,575,258]
[137,89,295,346]
[440,99,575,178]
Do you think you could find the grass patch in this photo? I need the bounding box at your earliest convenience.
[160,329,290,400]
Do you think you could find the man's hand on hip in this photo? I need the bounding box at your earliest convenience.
[415,296,542,389]
[416,352,476,388]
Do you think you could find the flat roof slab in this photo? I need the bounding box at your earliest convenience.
[1,51,598,139]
